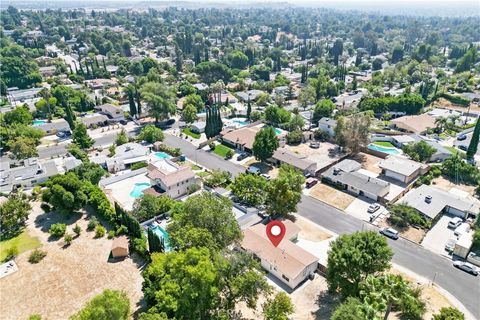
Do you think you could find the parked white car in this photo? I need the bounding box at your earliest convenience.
[454,223,470,237]
[367,203,381,213]
[445,238,457,252]
[448,217,463,229]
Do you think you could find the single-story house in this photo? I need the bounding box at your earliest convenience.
[147,159,196,199]
[322,159,391,202]
[95,104,125,123]
[39,66,57,78]
[427,108,461,118]
[221,126,262,153]
[390,135,416,148]
[35,119,71,135]
[391,113,436,134]
[8,87,43,103]
[241,220,318,290]
[400,184,480,220]
[378,156,427,184]
[80,113,109,128]
[106,143,150,173]
[111,236,129,258]
[271,148,317,176]
[236,90,265,102]
[317,117,337,137]
[190,121,206,134]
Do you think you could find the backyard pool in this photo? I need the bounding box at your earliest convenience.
[32,119,47,126]
[150,225,171,252]
[154,152,172,159]
[129,182,151,198]
[232,118,249,126]
[367,143,401,155]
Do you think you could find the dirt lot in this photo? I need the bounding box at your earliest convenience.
[378,218,427,244]
[350,152,383,174]
[294,216,332,242]
[0,202,144,320]
[432,176,478,197]
[308,183,355,210]
[432,98,480,114]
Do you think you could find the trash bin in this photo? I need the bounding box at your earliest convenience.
[179,154,186,161]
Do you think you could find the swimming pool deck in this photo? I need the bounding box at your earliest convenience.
[103,172,151,210]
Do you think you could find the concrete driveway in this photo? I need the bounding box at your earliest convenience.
[421,215,457,257]
[345,197,387,223]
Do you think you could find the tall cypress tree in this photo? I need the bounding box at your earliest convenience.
[467,119,479,161]
[64,103,76,130]
[128,90,137,118]
[102,57,107,71]
[135,88,142,117]
[205,106,213,139]
[246,98,252,120]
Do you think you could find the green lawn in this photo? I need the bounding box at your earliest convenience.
[0,230,42,261]
[196,171,210,178]
[373,141,395,148]
[182,128,200,139]
[445,146,466,158]
[213,144,233,157]
[191,164,203,171]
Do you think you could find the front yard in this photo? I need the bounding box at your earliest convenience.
[308,183,355,210]
[213,144,233,157]
[0,230,41,262]
[182,128,200,139]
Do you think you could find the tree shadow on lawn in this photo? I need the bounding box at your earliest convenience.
[313,290,342,320]
[34,210,83,240]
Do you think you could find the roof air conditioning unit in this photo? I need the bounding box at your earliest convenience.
[425,195,432,203]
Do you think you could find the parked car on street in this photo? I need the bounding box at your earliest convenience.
[367,203,381,213]
[458,145,468,151]
[379,228,399,240]
[246,165,261,175]
[453,261,478,276]
[305,177,318,188]
[448,217,463,229]
[457,134,467,141]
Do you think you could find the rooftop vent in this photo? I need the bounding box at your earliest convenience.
[425,195,432,203]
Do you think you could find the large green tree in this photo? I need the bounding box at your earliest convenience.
[403,140,436,162]
[230,173,268,206]
[168,192,241,251]
[335,113,371,154]
[312,99,335,124]
[70,289,130,320]
[132,194,174,222]
[326,231,393,297]
[3,105,33,126]
[9,136,38,160]
[265,164,305,217]
[466,119,479,161]
[72,122,95,149]
[138,124,164,143]
[252,127,279,162]
[0,193,31,239]
[432,307,465,320]
[141,82,176,123]
[262,292,294,320]
[331,297,378,320]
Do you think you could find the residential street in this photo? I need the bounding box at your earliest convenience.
[163,133,480,319]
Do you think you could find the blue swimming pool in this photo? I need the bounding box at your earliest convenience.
[233,119,249,126]
[32,119,47,126]
[150,225,171,252]
[154,152,172,159]
[367,143,401,155]
[129,183,151,198]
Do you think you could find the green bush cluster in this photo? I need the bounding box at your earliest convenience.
[49,223,66,237]
[388,204,431,229]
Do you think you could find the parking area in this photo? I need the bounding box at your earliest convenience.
[306,183,355,210]
[422,215,456,257]
[345,197,388,222]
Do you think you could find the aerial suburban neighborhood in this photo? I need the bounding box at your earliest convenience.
[0,1,479,319]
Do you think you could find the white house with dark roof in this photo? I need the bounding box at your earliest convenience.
[378,156,428,184]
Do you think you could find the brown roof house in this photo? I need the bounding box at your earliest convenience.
[146,159,196,199]
[391,113,436,134]
[241,220,318,290]
[111,236,129,258]
[221,126,262,152]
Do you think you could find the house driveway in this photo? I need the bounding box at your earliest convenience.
[421,214,456,257]
[345,197,387,223]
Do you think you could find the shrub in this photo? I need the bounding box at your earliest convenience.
[73,224,81,237]
[314,129,329,141]
[64,233,73,246]
[388,204,431,229]
[131,237,150,260]
[28,315,42,320]
[430,166,442,177]
[40,203,51,213]
[4,246,19,261]
[286,130,303,145]
[209,142,216,150]
[187,184,201,194]
[108,230,115,239]
[130,161,148,170]
[116,225,128,236]
[28,249,47,264]
[87,217,99,231]
[95,225,106,238]
[225,149,234,159]
[49,223,66,237]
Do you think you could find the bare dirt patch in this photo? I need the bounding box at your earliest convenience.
[351,152,383,174]
[294,216,333,242]
[432,176,477,197]
[432,98,480,114]
[0,203,144,320]
[308,183,355,210]
[378,218,427,244]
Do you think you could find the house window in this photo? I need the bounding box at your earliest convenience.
[282,274,289,282]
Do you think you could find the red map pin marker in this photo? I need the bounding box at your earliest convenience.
[266,220,286,247]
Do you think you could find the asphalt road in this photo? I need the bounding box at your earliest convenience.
[163,133,480,318]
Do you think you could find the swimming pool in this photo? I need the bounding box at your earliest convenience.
[129,183,151,198]
[232,119,249,126]
[150,225,171,252]
[154,152,172,159]
[367,143,401,155]
[32,119,47,126]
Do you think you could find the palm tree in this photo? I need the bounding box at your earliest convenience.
[140,82,176,123]
[434,116,448,133]
[359,274,413,320]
